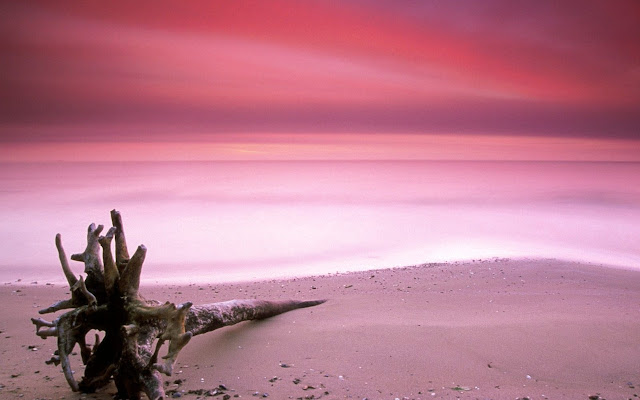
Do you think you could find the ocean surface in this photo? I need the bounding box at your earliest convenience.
[1,160,639,284]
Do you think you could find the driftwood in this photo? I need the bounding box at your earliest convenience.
[32,210,325,400]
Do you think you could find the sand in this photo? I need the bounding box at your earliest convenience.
[1,258,639,400]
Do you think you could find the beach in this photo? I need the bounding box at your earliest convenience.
[4,1,640,398]
[2,258,639,400]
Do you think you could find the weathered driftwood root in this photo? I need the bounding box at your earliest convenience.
[32,210,326,400]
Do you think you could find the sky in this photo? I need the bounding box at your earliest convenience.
[2,0,640,161]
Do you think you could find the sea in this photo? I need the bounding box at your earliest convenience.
[1,160,639,284]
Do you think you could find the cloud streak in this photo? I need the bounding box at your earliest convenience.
[2,0,639,159]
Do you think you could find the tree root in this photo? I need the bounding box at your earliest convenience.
[32,210,326,399]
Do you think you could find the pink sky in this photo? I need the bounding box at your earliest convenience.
[2,1,639,161]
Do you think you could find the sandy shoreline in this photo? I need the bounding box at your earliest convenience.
[1,258,639,399]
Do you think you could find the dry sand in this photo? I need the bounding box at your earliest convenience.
[1,258,639,400]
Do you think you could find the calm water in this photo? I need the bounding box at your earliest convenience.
[1,161,639,283]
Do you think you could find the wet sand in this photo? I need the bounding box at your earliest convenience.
[1,258,639,399]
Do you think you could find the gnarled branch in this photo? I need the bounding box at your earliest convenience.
[56,233,77,288]
[110,209,130,271]
[71,223,104,273]
[99,227,118,296]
